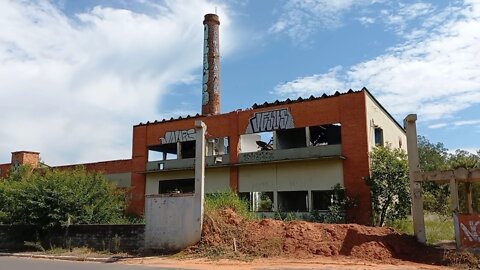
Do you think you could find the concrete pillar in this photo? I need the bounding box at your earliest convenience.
[449,177,461,249]
[465,182,473,214]
[201,14,221,115]
[404,114,426,244]
[194,120,206,232]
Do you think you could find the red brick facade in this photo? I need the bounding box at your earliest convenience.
[131,90,376,224]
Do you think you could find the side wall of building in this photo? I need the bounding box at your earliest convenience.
[365,93,407,152]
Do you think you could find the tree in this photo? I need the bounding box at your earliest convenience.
[417,135,450,215]
[0,166,126,228]
[366,145,410,227]
[417,135,449,172]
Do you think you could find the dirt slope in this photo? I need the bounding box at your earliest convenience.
[188,208,446,266]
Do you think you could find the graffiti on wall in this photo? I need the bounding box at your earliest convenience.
[458,214,480,248]
[246,108,295,134]
[160,129,195,144]
[242,151,275,163]
[461,220,480,242]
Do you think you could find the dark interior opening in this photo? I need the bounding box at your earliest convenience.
[309,124,342,146]
[159,178,194,194]
[278,191,308,212]
[312,190,333,211]
[276,127,307,149]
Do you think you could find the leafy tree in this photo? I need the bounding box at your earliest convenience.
[366,145,410,227]
[417,135,450,215]
[417,135,449,172]
[447,149,480,169]
[0,166,126,228]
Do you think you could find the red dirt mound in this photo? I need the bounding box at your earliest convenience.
[190,208,445,265]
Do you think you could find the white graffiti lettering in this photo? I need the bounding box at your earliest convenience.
[246,108,295,133]
[461,220,480,242]
[160,129,196,144]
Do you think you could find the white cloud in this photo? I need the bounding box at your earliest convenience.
[429,119,480,129]
[357,16,376,26]
[273,0,480,123]
[273,66,346,96]
[269,0,374,42]
[0,0,237,165]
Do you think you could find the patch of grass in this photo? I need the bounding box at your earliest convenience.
[389,213,454,245]
[205,192,254,220]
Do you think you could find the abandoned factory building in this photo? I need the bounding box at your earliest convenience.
[0,14,406,225]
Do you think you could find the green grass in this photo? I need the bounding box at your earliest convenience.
[389,213,454,245]
[204,192,254,220]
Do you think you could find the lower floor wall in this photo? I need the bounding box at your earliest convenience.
[0,224,145,252]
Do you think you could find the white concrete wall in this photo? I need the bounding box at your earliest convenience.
[239,134,261,153]
[145,167,230,195]
[144,194,201,251]
[238,159,344,192]
[365,93,407,152]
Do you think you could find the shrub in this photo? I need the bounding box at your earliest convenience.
[0,166,126,228]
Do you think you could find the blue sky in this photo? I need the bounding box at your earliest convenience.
[0,0,479,165]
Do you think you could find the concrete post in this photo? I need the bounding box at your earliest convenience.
[404,114,426,244]
[194,120,206,232]
[465,182,473,214]
[449,176,461,249]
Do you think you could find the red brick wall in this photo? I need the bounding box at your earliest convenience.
[133,90,374,224]
[54,159,132,174]
[0,163,10,178]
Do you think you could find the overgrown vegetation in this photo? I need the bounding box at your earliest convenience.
[0,166,128,228]
[366,144,411,227]
[205,191,253,220]
[388,213,454,245]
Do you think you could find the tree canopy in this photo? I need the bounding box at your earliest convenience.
[0,166,126,228]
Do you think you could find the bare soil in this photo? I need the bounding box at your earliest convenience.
[185,208,448,266]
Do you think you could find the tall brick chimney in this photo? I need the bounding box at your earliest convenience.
[201,14,221,115]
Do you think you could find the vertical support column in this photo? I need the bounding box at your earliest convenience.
[305,127,311,147]
[404,114,426,244]
[194,120,206,233]
[450,177,461,249]
[307,190,313,212]
[465,182,473,214]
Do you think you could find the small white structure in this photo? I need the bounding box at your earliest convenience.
[144,121,206,251]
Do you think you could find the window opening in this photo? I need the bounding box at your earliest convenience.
[159,178,194,194]
[148,143,177,161]
[309,123,342,146]
[278,191,308,212]
[276,127,306,149]
[312,190,333,211]
[239,191,274,212]
[375,127,384,146]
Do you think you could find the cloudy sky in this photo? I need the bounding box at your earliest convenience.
[1,0,479,165]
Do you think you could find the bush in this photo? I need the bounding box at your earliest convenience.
[366,145,410,227]
[205,191,253,219]
[0,166,126,228]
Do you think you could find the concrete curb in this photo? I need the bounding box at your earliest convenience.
[0,252,127,263]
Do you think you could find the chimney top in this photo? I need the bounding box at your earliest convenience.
[203,14,220,25]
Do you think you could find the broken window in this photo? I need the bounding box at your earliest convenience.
[239,191,274,212]
[240,132,274,153]
[278,191,308,212]
[206,137,229,156]
[159,178,194,194]
[148,143,178,161]
[179,140,196,159]
[276,127,306,149]
[309,124,342,146]
[311,190,333,211]
[375,127,384,146]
